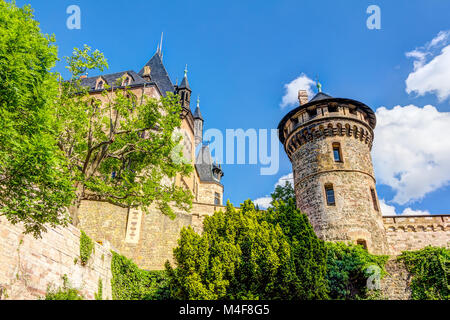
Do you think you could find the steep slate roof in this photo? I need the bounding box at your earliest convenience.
[178,75,191,90]
[138,52,174,96]
[195,145,221,183]
[193,105,203,120]
[80,70,147,91]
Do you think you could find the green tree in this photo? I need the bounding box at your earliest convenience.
[166,199,328,299]
[0,0,74,236]
[55,45,193,225]
[271,181,295,205]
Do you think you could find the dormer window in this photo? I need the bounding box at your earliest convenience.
[122,74,132,87]
[96,77,106,90]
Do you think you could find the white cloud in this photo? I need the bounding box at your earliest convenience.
[253,196,272,209]
[373,104,450,204]
[280,74,315,108]
[379,199,430,216]
[405,30,450,101]
[253,173,294,209]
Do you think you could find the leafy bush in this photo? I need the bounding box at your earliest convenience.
[325,242,388,299]
[398,246,449,300]
[111,251,170,300]
[44,275,83,300]
[165,199,328,300]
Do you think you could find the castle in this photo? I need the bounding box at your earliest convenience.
[74,47,226,270]
[0,45,448,300]
[277,87,449,255]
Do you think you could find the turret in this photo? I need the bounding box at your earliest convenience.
[176,65,191,108]
[277,84,389,254]
[193,97,204,148]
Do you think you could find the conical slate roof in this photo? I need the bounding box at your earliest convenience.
[178,75,191,90]
[309,92,332,102]
[138,52,174,96]
[195,145,221,183]
[193,105,203,120]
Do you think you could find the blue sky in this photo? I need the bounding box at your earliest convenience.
[19,0,450,215]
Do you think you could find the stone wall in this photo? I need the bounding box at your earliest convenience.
[379,259,412,300]
[289,116,388,254]
[78,200,225,270]
[383,215,449,255]
[0,216,112,300]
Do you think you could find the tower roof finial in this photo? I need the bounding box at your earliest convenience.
[184,64,188,77]
[197,95,200,108]
[316,77,322,93]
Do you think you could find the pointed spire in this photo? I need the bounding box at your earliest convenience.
[193,95,203,120]
[178,64,191,90]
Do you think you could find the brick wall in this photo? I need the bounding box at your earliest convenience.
[0,216,112,300]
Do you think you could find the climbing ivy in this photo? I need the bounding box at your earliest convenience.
[95,278,103,300]
[397,246,449,300]
[325,242,389,300]
[111,251,170,300]
[80,230,94,266]
[44,274,84,300]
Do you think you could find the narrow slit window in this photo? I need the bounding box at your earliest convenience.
[214,192,221,205]
[325,184,335,206]
[370,188,379,211]
[332,143,342,162]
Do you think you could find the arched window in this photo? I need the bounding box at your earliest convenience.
[97,80,104,90]
[123,77,130,86]
[356,239,367,250]
[325,183,335,206]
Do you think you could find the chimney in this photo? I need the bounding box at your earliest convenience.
[143,66,151,77]
[298,90,308,105]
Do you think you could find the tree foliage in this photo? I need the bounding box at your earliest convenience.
[398,246,449,300]
[55,45,193,225]
[44,275,84,300]
[0,0,74,236]
[165,199,328,300]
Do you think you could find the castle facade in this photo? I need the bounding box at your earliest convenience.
[76,49,225,269]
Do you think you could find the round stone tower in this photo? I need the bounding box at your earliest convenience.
[278,89,389,254]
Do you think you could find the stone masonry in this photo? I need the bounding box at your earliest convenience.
[278,93,389,254]
[0,216,112,300]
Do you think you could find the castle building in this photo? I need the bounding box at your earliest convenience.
[74,47,225,269]
[278,87,449,255]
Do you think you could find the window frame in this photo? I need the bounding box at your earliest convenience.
[332,142,343,163]
[324,183,336,206]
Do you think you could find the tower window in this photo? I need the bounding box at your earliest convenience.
[370,188,379,211]
[214,192,221,205]
[332,143,343,162]
[325,184,335,206]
